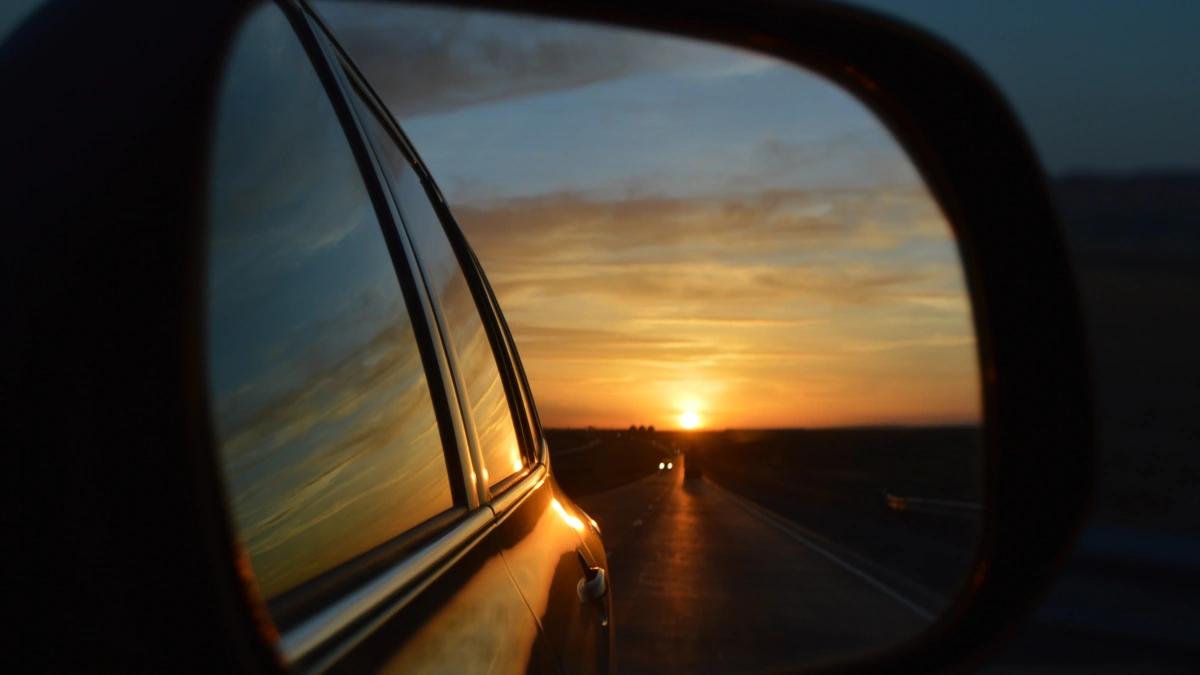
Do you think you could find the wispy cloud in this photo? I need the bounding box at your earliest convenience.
[452,187,978,428]
[316,1,771,118]
[452,186,949,264]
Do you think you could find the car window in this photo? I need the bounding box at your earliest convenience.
[461,250,542,457]
[493,295,542,452]
[349,96,526,490]
[205,3,454,601]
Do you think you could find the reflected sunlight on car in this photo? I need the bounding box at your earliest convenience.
[551,498,585,532]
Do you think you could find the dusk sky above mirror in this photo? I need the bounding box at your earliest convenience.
[850,0,1200,174]
[318,2,980,429]
[5,0,1198,173]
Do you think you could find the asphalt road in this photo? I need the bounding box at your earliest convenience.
[575,457,937,674]
[698,451,980,603]
[555,433,1200,673]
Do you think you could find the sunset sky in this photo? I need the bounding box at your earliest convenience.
[319,2,980,429]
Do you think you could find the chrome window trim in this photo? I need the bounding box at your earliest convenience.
[303,8,482,510]
[386,163,489,507]
[461,242,545,463]
[430,213,534,495]
[281,507,495,666]
[281,462,549,667]
[489,462,548,519]
[304,2,531,500]
[274,6,553,668]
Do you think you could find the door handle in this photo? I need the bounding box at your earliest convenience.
[576,550,609,626]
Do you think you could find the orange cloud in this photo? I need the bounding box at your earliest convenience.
[456,187,980,429]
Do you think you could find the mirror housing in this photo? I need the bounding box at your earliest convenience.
[5,0,1092,672]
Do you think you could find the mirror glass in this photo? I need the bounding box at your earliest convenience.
[319,3,983,671]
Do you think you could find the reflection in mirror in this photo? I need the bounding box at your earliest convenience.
[206,4,454,603]
[356,103,526,489]
[321,2,982,671]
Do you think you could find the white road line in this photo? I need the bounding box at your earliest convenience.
[715,482,937,622]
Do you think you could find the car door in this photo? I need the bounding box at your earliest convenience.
[204,3,556,672]
[468,237,616,675]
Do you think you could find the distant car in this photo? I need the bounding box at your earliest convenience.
[685,454,704,480]
[658,459,675,470]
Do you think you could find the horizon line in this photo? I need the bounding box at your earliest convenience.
[546,422,982,432]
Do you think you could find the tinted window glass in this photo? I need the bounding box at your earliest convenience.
[489,285,541,450]
[352,99,525,488]
[206,4,453,601]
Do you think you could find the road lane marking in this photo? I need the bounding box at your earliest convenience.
[715,482,938,622]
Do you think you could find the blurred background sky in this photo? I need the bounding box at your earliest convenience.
[851,0,1200,174]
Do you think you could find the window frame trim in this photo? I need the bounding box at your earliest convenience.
[310,5,542,501]
[330,53,493,509]
[269,1,564,662]
[426,189,545,488]
[464,242,549,465]
[281,506,496,668]
[212,0,502,657]
[287,0,479,515]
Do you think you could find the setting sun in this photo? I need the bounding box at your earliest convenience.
[679,410,702,430]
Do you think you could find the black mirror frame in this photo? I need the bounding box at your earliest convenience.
[6,0,1092,672]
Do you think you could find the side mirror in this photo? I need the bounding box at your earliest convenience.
[6,0,1092,673]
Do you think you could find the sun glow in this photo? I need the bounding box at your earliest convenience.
[679,410,702,430]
